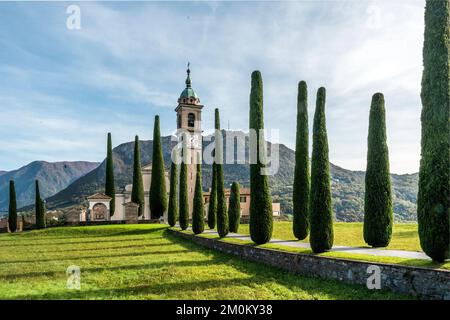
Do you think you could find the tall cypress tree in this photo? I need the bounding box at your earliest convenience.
[249,71,273,244]
[167,156,178,227]
[8,180,17,233]
[131,135,145,217]
[192,157,205,234]
[364,93,393,247]
[105,132,115,217]
[150,115,168,219]
[309,87,333,253]
[418,0,450,262]
[228,182,241,233]
[215,108,229,238]
[293,81,310,240]
[207,163,217,229]
[179,137,189,230]
[35,180,46,229]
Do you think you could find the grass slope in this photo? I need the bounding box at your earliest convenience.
[0,224,408,300]
[238,222,421,251]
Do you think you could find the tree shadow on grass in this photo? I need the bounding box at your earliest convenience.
[0,258,222,281]
[10,271,409,300]
[0,237,166,248]
[0,249,190,265]
[160,231,412,300]
[29,242,178,254]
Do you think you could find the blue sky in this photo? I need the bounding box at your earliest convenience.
[0,1,425,173]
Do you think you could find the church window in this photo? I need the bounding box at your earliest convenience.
[188,113,195,127]
[177,114,181,129]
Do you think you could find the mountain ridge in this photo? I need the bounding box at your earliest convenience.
[0,161,100,211]
[44,131,418,222]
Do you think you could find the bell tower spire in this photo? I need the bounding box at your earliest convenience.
[185,62,191,88]
[175,63,204,218]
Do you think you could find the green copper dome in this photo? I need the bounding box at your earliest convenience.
[179,87,198,99]
[179,63,199,101]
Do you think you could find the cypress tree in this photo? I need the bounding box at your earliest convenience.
[249,71,273,244]
[150,115,168,219]
[293,81,310,240]
[179,137,189,230]
[309,87,333,253]
[192,157,205,234]
[131,135,145,217]
[215,108,229,238]
[207,163,217,229]
[418,0,450,262]
[228,182,241,233]
[167,157,178,227]
[105,132,115,217]
[364,93,393,247]
[35,180,46,229]
[8,180,17,233]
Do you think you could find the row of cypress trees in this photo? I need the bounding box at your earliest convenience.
[106,115,169,219]
[291,83,394,252]
[291,83,393,253]
[291,0,449,260]
[7,179,46,232]
[168,107,241,236]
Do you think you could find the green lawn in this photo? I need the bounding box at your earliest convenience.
[237,222,421,251]
[0,224,409,300]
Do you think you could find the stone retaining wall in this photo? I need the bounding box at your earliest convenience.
[169,229,450,300]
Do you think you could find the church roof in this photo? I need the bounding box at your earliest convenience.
[87,193,112,200]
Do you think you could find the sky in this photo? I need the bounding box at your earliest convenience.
[0,1,425,174]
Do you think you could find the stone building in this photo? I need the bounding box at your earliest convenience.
[203,187,281,219]
[83,165,169,222]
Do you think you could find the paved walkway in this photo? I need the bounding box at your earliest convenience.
[198,229,431,260]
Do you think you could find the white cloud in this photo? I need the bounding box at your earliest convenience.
[0,1,426,174]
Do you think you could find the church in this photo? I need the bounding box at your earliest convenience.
[79,65,280,224]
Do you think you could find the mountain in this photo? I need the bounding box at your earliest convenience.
[0,161,99,211]
[46,132,418,222]
[0,171,6,176]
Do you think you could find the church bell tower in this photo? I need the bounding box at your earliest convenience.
[175,64,203,216]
